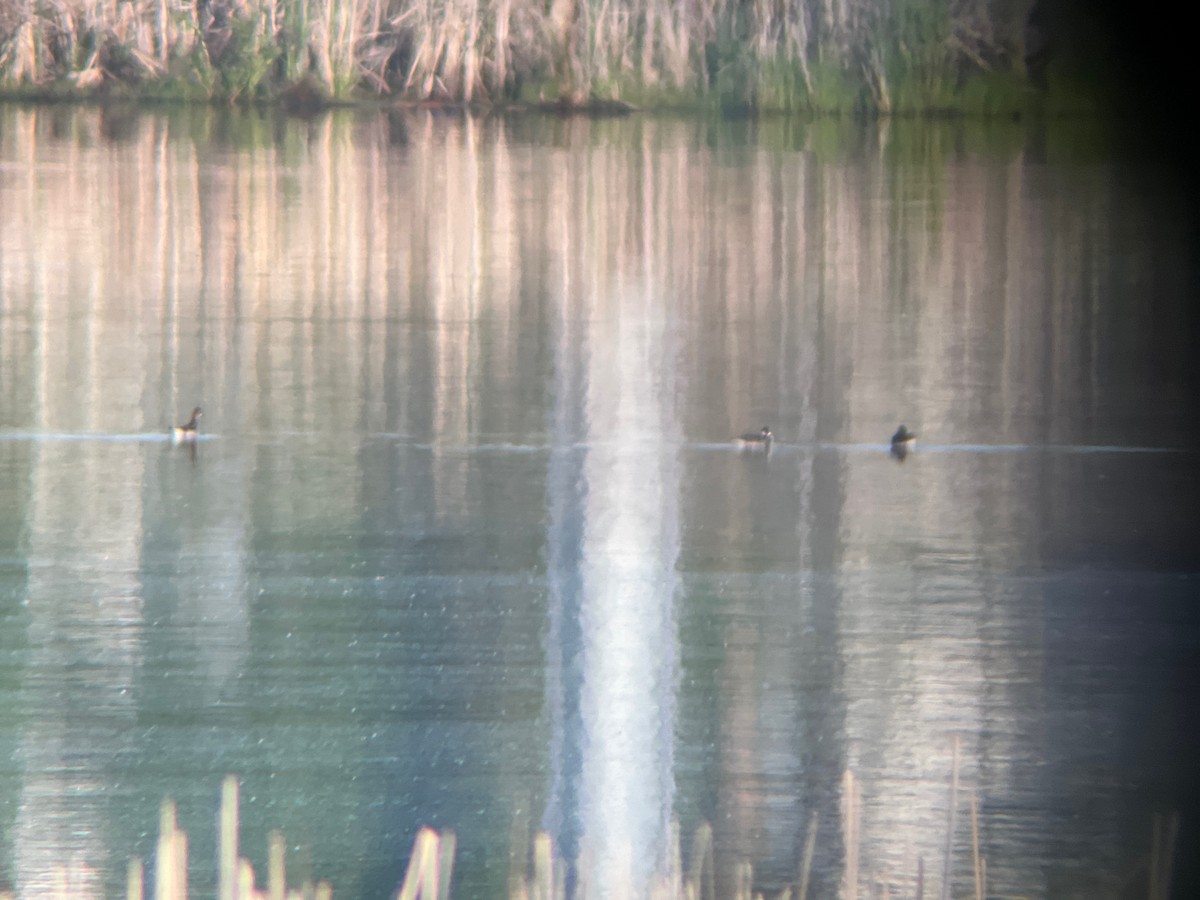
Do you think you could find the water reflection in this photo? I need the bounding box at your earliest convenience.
[15,441,145,899]
[0,104,1197,899]
[545,277,681,896]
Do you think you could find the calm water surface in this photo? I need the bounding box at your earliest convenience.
[0,105,1197,898]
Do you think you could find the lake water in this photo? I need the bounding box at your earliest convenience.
[0,104,1197,899]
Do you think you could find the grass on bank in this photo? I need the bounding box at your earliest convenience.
[0,0,1105,117]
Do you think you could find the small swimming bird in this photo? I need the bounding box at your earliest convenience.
[172,407,202,441]
[890,424,916,460]
[735,426,773,450]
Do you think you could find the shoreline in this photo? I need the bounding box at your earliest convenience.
[0,81,1101,121]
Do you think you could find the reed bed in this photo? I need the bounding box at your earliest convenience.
[86,758,1178,899]
[0,0,1070,113]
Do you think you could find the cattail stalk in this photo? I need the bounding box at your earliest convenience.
[940,737,960,900]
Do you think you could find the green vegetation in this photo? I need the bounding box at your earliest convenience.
[0,0,1101,114]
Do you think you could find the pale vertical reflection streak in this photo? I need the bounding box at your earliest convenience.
[543,137,681,897]
[15,264,150,897]
[585,137,681,892]
[16,465,144,900]
[430,119,478,516]
[577,274,680,895]
[544,148,585,886]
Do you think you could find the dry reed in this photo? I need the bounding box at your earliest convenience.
[0,0,1048,111]
[396,826,455,900]
[268,830,287,900]
[840,769,860,900]
[1149,811,1180,900]
[969,790,984,900]
[155,799,187,900]
[686,820,714,900]
[940,735,960,900]
[128,857,145,900]
[796,811,817,900]
[219,774,239,900]
[86,751,1130,900]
